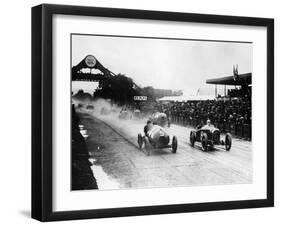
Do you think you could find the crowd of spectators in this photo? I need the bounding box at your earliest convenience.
[227,86,251,98]
[156,97,251,139]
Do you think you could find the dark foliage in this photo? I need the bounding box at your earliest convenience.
[94,74,138,105]
[73,89,93,101]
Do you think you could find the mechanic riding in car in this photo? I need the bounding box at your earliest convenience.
[201,119,214,130]
[144,120,153,136]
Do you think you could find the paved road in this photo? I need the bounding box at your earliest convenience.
[80,112,252,190]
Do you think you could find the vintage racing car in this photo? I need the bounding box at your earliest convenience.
[86,104,94,110]
[100,107,110,115]
[137,112,177,155]
[119,109,132,120]
[150,112,169,127]
[132,109,142,119]
[77,103,83,108]
[189,126,232,151]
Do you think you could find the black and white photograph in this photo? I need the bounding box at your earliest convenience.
[71,34,253,191]
[29,3,274,222]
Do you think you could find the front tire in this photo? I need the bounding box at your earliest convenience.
[144,136,151,156]
[201,133,208,152]
[190,131,196,147]
[137,133,143,149]
[225,133,232,151]
[172,136,178,153]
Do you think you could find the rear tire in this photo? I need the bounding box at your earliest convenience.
[172,136,178,153]
[137,133,143,149]
[144,136,151,156]
[201,133,208,152]
[225,133,232,151]
[190,131,196,147]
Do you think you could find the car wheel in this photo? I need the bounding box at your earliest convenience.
[225,133,232,151]
[172,136,178,153]
[190,131,196,147]
[137,133,143,149]
[144,136,151,156]
[201,133,208,152]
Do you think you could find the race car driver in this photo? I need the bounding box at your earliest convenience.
[144,120,153,136]
[201,119,214,130]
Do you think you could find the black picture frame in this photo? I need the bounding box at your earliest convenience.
[32,4,274,222]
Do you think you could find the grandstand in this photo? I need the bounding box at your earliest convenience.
[206,66,251,98]
[157,69,252,140]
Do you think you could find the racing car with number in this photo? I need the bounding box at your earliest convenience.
[137,112,177,156]
[189,126,232,151]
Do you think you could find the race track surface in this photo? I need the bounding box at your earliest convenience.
[79,112,252,190]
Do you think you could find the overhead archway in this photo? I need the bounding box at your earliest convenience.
[72,55,116,82]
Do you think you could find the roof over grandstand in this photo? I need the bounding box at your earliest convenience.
[206,73,252,86]
[157,95,215,102]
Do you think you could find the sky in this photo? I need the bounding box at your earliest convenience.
[72,34,252,95]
